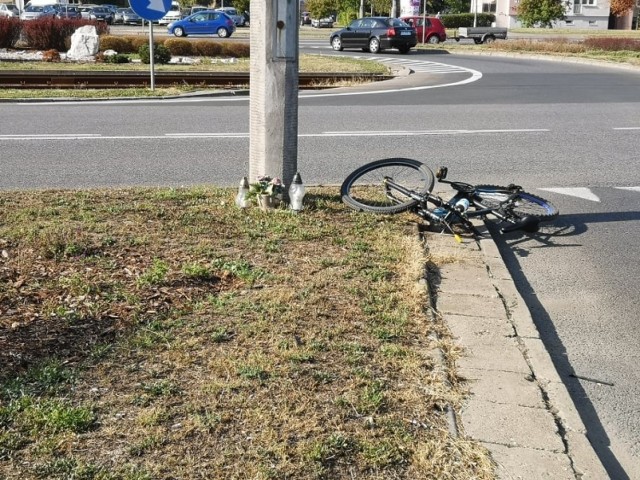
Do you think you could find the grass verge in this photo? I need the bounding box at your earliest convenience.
[0,187,494,479]
[423,34,640,66]
[0,54,389,99]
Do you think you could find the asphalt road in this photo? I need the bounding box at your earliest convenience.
[1,49,639,477]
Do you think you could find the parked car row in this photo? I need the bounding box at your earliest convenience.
[10,3,118,23]
[2,4,446,49]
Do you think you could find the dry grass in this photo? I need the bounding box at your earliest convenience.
[426,35,640,66]
[0,54,388,74]
[0,187,494,480]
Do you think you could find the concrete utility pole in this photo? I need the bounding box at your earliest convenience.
[359,0,364,18]
[249,0,299,188]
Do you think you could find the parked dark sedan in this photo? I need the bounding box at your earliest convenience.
[55,5,81,19]
[88,6,114,24]
[330,17,417,54]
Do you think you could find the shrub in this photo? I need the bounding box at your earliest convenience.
[138,42,171,64]
[440,13,495,28]
[21,18,108,50]
[105,53,130,63]
[221,41,250,58]
[583,37,640,52]
[129,35,149,53]
[193,40,222,57]
[0,17,21,48]
[99,35,135,53]
[164,38,194,55]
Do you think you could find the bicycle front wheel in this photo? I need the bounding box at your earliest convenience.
[473,185,559,221]
[341,158,435,214]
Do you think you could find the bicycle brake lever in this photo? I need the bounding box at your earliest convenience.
[435,166,448,180]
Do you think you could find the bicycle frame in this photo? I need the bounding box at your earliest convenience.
[383,176,539,236]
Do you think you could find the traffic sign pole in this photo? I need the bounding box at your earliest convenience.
[129,0,170,91]
[149,22,155,90]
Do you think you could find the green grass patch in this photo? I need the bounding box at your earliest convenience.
[0,186,493,479]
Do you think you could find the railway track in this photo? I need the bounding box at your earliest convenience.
[0,71,392,89]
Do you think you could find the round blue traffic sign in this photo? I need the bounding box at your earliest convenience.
[129,0,172,21]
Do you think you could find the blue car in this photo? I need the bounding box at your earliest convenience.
[167,10,236,38]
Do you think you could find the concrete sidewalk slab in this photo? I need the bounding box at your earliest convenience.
[425,233,609,479]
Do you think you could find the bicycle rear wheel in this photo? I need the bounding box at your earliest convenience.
[341,158,435,214]
[473,185,559,221]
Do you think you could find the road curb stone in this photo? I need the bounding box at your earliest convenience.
[425,230,609,479]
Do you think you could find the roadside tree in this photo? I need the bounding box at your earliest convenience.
[440,0,469,14]
[305,0,338,20]
[233,0,250,15]
[517,0,566,27]
[610,0,635,15]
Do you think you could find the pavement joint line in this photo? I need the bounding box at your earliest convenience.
[480,240,581,476]
[426,225,608,479]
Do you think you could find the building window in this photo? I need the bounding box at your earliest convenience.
[573,0,596,13]
[482,1,497,13]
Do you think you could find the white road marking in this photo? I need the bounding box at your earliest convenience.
[13,57,482,105]
[613,127,640,130]
[615,186,640,192]
[318,129,548,136]
[301,57,483,97]
[164,133,248,138]
[539,187,601,202]
[0,129,548,141]
[375,57,474,75]
[0,134,100,138]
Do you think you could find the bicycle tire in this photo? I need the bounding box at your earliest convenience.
[473,185,559,221]
[341,158,435,214]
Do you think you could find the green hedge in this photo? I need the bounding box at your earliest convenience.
[99,35,251,59]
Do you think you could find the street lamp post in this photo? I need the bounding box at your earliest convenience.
[473,0,478,27]
[422,0,427,43]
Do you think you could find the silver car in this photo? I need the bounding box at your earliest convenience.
[113,7,126,23]
[0,3,19,18]
[121,7,141,25]
[20,4,56,20]
[215,7,245,26]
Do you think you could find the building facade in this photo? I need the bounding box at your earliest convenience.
[476,0,638,30]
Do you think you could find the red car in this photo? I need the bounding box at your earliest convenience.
[400,16,447,44]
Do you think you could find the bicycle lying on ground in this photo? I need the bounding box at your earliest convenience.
[341,158,559,236]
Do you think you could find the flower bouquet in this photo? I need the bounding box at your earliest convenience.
[248,176,285,211]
